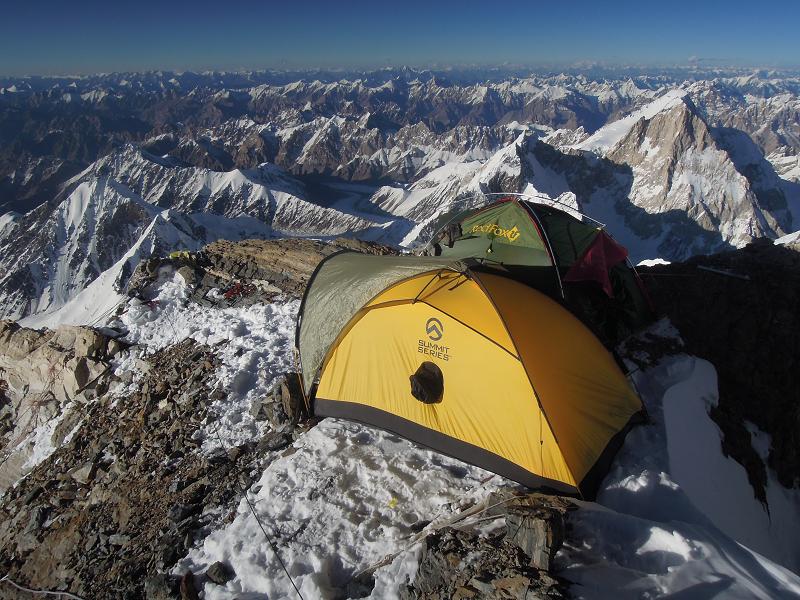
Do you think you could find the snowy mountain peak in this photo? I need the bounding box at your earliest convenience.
[573,89,688,154]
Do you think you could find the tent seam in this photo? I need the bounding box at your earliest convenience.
[311,266,465,391]
[469,270,578,488]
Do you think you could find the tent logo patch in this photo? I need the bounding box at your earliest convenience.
[471,223,521,242]
[426,318,443,341]
[419,318,450,361]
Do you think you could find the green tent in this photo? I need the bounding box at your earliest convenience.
[423,194,654,345]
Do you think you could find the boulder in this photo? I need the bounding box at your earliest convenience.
[179,572,200,600]
[52,325,108,358]
[177,266,197,288]
[144,574,179,600]
[69,462,96,486]
[205,561,233,585]
[505,503,565,571]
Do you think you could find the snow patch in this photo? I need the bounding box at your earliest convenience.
[775,230,800,245]
[558,353,800,598]
[114,274,299,451]
[176,419,502,599]
[637,258,671,266]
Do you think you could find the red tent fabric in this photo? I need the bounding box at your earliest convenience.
[563,231,629,297]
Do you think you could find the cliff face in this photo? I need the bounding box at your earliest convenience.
[641,239,800,495]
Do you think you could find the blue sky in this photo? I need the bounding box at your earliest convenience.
[1,0,798,75]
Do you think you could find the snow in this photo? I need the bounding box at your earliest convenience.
[15,235,800,598]
[768,152,800,183]
[20,243,127,329]
[154,303,800,599]
[4,70,800,595]
[0,211,19,239]
[90,274,501,600]
[92,272,507,600]
[14,164,275,324]
[637,258,671,266]
[176,418,502,600]
[519,150,572,199]
[561,501,800,600]
[114,273,300,451]
[557,349,800,598]
[573,89,687,154]
[663,360,800,569]
[775,230,800,245]
[21,407,81,472]
[19,206,247,329]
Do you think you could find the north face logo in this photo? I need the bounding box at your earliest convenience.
[426,317,443,341]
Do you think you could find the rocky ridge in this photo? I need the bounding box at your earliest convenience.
[640,238,800,497]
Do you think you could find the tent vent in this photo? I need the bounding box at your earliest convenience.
[410,362,444,404]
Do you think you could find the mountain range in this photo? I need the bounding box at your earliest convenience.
[1,67,799,321]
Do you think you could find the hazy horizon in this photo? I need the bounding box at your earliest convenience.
[2,61,800,81]
[2,0,799,77]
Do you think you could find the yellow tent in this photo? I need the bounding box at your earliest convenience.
[297,253,643,497]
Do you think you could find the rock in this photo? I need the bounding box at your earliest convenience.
[53,325,108,358]
[81,387,99,401]
[467,578,494,595]
[168,503,201,523]
[17,505,50,552]
[345,572,375,598]
[177,266,197,288]
[453,585,478,599]
[248,396,272,421]
[505,509,562,571]
[205,561,233,585]
[252,373,306,427]
[84,534,98,551]
[277,374,306,424]
[22,487,44,504]
[107,338,125,358]
[63,356,108,394]
[69,462,95,486]
[108,534,130,547]
[144,574,178,600]
[180,572,200,600]
[226,447,242,463]
[27,505,49,531]
[495,575,532,597]
[257,431,293,453]
[641,242,800,492]
[56,490,77,502]
[401,493,570,600]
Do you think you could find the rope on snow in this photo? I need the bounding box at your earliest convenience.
[209,423,305,600]
[0,574,87,600]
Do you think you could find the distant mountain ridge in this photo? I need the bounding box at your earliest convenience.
[1,69,799,322]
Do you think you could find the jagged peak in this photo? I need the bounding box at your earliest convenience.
[572,89,690,154]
